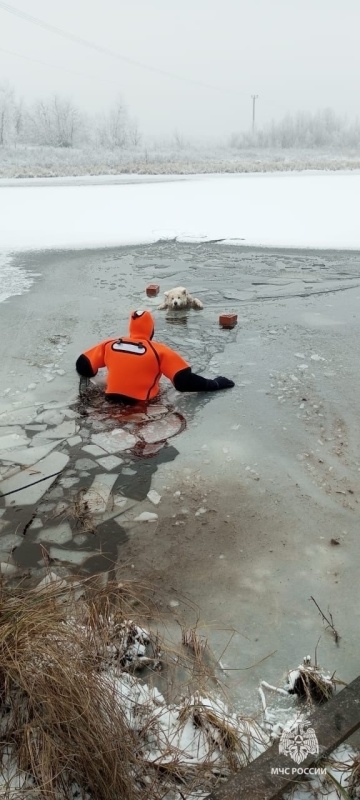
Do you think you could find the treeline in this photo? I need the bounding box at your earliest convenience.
[231,109,360,149]
[0,83,141,148]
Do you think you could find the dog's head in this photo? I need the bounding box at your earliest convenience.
[165,287,188,309]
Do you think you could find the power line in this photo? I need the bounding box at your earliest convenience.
[0,0,225,92]
[0,45,127,89]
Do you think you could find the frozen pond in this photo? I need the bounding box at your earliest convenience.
[1,240,360,709]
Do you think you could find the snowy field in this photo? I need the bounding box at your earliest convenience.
[1,172,360,271]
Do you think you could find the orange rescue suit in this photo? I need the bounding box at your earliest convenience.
[81,310,189,402]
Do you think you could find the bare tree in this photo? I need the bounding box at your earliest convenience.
[0,83,15,146]
[96,99,131,149]
[13,99,24,146]
[231,108,360,150]
[128,119,142,147]
[173,129,186,150]
[28,95,83,147]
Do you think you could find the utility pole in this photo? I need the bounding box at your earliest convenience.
[251,94,259,134]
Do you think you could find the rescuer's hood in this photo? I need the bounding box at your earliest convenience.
[128,310,155,340]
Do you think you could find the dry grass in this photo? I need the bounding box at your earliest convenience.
[0,573,290,799]
[288,665,335,704]
[52,488,96,535]
[0,575,261,799]
[0,576,158,800]
[348,754,360,799]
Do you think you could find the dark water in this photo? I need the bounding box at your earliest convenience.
[3,241,360,579]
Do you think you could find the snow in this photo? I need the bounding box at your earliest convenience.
[1,173,360,265]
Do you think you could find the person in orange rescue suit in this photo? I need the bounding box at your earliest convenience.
[76,310,235,404]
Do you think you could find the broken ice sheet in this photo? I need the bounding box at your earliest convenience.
[1,442,58,466]
[113,494,127,508]
[67,435,82,447]
[49,547,96,566]
[59,476,79,489]
[35,522,73,545]
[1,451,69,506]
[146,405,168,417]
[82,444,107,456]
[0,433,29,451]
[147,489,161,505]
[36,409,65,425]
[134,511,158,522]
[92,429,137,453]
[0,562,20,576]
[75,458,97,471]
[97,455,123,471]
[0,533,24,552]
[39,420,77,439]
[82,474,117,514]
[140,414,183,444]
[0,408,37,425]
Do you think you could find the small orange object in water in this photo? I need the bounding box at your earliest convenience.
[146,284,160,296]
[219,313,238,328]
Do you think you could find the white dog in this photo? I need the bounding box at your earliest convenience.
[158,286,203,310]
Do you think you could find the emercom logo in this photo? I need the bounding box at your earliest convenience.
[270,721,326,778]
[279,721,319,764]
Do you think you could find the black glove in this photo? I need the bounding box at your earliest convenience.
[213,376,235,390]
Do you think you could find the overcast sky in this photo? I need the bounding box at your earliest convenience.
[1,0,359,138]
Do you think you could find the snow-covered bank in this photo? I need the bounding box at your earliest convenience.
[1,142,360,180]
[1,172,360,257]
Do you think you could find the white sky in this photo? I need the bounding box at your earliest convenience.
[0,0,360,138]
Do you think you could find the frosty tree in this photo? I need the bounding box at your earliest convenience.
[28,96,83,147]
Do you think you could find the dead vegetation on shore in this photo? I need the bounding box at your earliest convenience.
[0,574,268,800]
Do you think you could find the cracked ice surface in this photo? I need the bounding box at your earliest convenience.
[140,414,183,444]
[0,433,29,451]
[91,429,137,453]
[35,523,73,545]
[82,474,118,514]
[1,451,69,506]
[49,547,96,565]
[38,420,77,439]
[1,443,58,466]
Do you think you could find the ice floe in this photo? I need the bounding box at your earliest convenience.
[0,433,29,451]
[97,455,123,470]
[91,429,137,453]
[134,511,158,522]
[140,414,184,444]
[82,474,117,514]
[147,489,161,505]
[35,522,73,545]
[1,451,69,506]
